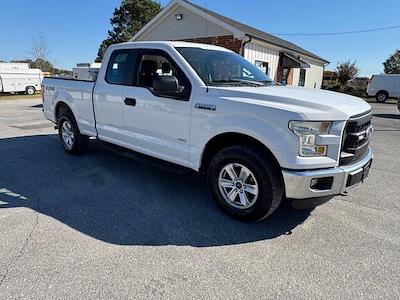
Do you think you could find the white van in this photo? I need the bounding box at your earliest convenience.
[367,74,400,102]
[0,63,44,95]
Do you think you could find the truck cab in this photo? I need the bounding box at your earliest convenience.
[42,41,373,221]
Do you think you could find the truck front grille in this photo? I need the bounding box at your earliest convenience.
[340,111,372,165]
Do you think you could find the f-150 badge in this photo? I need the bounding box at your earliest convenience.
[195,103,216,111]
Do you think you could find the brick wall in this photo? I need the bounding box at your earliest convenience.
[179,35,243,54]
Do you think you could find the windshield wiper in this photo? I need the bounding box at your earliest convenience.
[209,79,265,86]
[209,79,276,87]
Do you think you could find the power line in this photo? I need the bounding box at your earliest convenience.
[271,25,400,36]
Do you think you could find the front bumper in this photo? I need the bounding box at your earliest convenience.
[282,147,373,199]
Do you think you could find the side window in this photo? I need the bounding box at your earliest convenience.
[136,50,191,100]
[105,50,131,85]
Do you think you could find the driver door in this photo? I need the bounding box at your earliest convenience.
[121,49,192,167]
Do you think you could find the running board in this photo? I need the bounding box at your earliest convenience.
[100,141,190,175]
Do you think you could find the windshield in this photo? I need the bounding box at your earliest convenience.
[176,47,274,86]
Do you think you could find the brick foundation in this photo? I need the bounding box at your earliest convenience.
[179,35,243,54]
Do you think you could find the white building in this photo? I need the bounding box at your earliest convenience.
[130,0,329,89]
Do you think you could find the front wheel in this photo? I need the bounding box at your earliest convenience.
[58,111,89,155]
[207,145,284,222]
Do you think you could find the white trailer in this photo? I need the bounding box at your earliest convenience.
[0,63,44,95]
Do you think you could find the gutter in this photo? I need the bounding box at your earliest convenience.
[240,34,252,56]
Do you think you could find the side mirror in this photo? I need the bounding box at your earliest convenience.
[153,75,179,92]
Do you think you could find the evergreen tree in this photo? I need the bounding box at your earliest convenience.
[96,0,162,62]
[383,49,400,74]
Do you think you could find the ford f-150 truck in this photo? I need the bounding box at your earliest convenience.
[42,41,373,221]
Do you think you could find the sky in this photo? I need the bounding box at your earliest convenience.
[1,0,399,76]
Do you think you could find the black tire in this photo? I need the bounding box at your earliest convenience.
[207,144,284,222]
[58,111,89,155]
[26,86,36,95]
[376,91,388,103]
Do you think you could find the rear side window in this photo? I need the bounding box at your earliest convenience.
[105,50,137,85]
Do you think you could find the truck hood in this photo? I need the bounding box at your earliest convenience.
[216,85,371,120]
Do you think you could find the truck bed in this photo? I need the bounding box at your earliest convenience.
[42,77,97,137]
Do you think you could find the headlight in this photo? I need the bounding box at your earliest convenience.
[289,121,332,157]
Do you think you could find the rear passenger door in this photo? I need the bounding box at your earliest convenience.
[93,49,137,144]
[121,48,193,167]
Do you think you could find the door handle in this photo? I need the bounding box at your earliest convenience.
[124,98,136,106]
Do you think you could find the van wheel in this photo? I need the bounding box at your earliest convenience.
[26,86,36,95]
[207,145,284,222]
[376,91,388,103]
[58,111,89,155]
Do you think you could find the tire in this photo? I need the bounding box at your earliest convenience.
[26,86,35,95]
[58,111,89,155]
[207,144,284,222]
[376,91,388,103]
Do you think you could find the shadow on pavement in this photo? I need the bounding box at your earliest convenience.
[373,113,400,120]
[0,135,313,247]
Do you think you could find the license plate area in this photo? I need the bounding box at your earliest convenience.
[346,159,372,187]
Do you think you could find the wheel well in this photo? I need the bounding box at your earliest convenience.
[55,101,72,121]
[376,90,389,96]
[200,132,280,172]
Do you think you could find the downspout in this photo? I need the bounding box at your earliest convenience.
[240,34,252,57]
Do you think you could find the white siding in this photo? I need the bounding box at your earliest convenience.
[243,43,280,80]
[303,62,324,89]
[290,63,324,89]
[137,6,232,41]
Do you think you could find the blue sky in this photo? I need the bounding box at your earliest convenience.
[1,0,399,76]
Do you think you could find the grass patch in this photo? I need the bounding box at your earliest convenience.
[0,93,41,100]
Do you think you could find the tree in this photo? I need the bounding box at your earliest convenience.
[336,60,359,90]
[30,36,49,62]
[26,36,54,72]
[96,0,162,62]
[383,49,400,74]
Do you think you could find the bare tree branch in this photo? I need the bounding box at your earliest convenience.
[30,36,49,61]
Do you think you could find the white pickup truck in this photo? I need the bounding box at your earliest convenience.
[42,41,373,221]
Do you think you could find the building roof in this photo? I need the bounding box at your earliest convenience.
[116,41,234,52]
[180,0,329,64]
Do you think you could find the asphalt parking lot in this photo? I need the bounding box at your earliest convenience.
[0,97,399,299]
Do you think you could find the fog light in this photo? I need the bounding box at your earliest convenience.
[310,177,334,190]
[310,178,319,189]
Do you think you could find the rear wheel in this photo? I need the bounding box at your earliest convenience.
[207,145,284,222]
[58,111,88,155]
[376,91,388,103]
[26,86,35,95]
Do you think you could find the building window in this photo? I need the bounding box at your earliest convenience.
[255,60,269,76]
[298,68,306,87]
